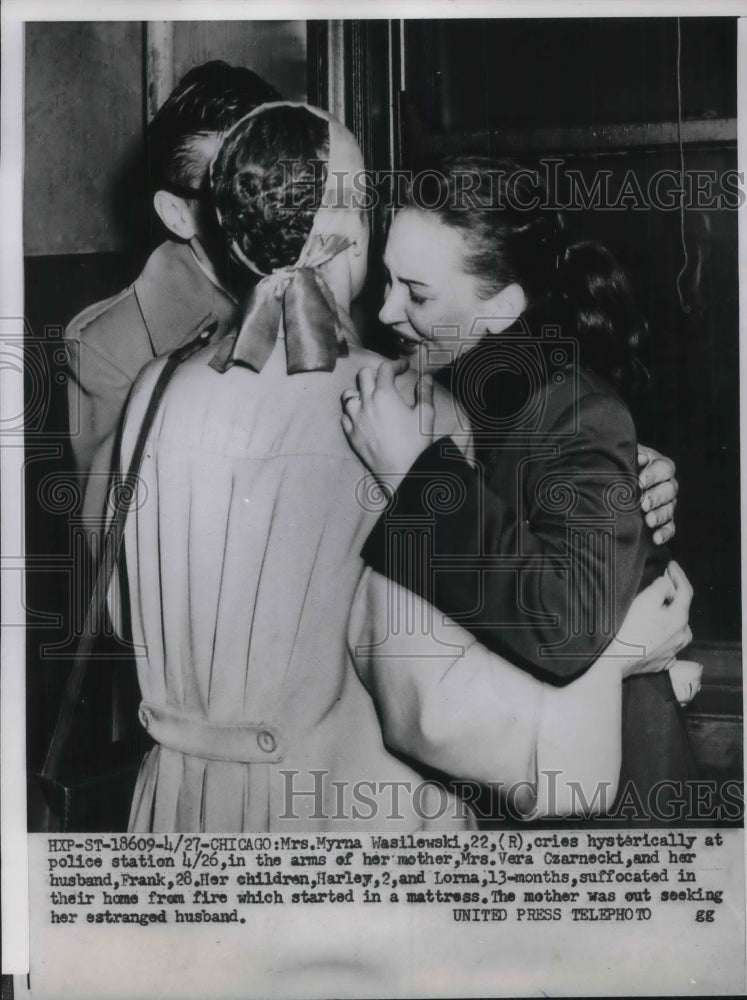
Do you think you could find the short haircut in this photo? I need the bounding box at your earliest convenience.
[147,60,281,196]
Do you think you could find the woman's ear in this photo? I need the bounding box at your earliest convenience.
[483,282,527,334]
[153,190,199,240]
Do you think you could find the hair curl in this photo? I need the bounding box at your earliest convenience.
[211,106,330,275]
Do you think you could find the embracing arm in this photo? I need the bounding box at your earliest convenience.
[361,390,648,682]
[349,562,692,818]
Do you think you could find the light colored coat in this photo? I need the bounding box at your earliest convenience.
[115,335,474,832]
[65,240,236,525]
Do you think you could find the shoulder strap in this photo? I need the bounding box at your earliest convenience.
[41,324,217,781]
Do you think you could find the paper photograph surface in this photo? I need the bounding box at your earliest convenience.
[1,2,745,997]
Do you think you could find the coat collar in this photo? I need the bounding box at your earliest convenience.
[134,241,238,355]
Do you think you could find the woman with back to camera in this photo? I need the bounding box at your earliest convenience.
[342,157,699,822]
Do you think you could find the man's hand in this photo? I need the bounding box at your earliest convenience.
[638,443,678,545]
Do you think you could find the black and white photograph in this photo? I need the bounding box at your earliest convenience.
[2,2,745,997]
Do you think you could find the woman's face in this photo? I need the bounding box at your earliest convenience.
[379,209,506,371]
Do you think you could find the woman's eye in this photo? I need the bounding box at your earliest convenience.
[408,290,427,306]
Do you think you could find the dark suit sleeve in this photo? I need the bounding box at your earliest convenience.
[361,390,648,684]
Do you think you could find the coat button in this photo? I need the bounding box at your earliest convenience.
[257,730,277,754]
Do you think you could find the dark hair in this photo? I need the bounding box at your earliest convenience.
[147,61,281,196]
[401,156,645,391]
[211,106,330,276]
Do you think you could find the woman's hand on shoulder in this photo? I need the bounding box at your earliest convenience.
[638,444,678,545]
[605,560,693,680]
[341,358,435,486]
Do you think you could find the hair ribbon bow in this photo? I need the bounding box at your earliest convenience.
[210,232,352,375]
